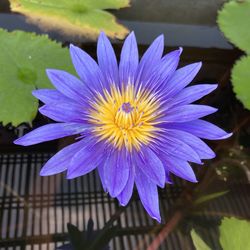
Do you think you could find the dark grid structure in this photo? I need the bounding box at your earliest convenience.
[1,151,250,250]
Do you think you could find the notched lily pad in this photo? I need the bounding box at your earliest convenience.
[217,0,250,53]
[232,56,250,110]
[0,29,74,126]
[9,0,130,40]
[220,217,250,250]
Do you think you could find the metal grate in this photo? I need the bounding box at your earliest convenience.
[1,152,250,250]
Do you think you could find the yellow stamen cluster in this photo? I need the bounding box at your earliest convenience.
[88,84,162,151]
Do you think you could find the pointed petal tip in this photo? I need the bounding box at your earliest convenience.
[152,215,161,223]
[151,34,164,46]
[225,132,233,139]
[39,162,67,177]
[206,83,219,93]
[40,168,50,176]
[31,89,41,99]
[191,61,202,71]
[45,68,53,75]
[207,152,216,159]
[69,43,76,50]
[45,68,58,79]
[118,198,128,207]
[69,44,79,54]
[38,105,45,113]
[13,137,31,146]
[187,175,198,183]
[166,176,173,184]
[13,138,23,146]
[207,106,218,114]
[178,47,183,55]
[158,181,165,189]
[99,31,108,40]
[127,31,136,41]
[213,83,219,89]
[156,34,164,44]
[158,34,164,40]
[69,43,83,57]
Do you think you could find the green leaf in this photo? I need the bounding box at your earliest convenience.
[220,217,250,250]
[67,223,85,250]
[217,0,250,53]
[194,191,228,205]
[0,29,74,126]
[232,56,250,110]
[88,226,118,250]
[191,230,211,250]
[9,0,129,39]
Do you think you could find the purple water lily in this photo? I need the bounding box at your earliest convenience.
[14,32,232,222]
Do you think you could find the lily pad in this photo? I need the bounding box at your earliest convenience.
[220,217,250,250]
[9,0,130,39]
[232,56,250,110]
[191,230,211,250]
[217,0,250,53]
[0,29,74,126]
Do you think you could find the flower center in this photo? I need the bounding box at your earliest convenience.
[121,102,134,113]
[88,84,161,151]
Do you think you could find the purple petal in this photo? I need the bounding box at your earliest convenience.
[147,48,182,90]
[157,135,202,164]
[46,69,88,104]
[164,129,215,159]
[165,169,172,184]
[14,123,88,146]
[104,149,130,197]
[119,32,138,86]
[135,167,161,222]
[32,89,72,104]
[69,44,105,92]
[97,32,119,86]
[167,84,218,107]
[161,104,217,123]
[67,139,106,179]
[159,154,197,183]
[163,119,232,140]
[135,147,165,188]
[164,62,202,98]
[117,167,135,206]
[39,103,87,123]
[135,35,164,87]
[40,139,86,176]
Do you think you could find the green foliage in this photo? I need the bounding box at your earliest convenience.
[191,229,211,250]
[220,217,250,250]
[194,191,228,206]
[9,0,129,39]
[217,0,250,110]
[232,56,250,110]
[218,0,250,53]
[57,219,116,250]
[0,29,74,126]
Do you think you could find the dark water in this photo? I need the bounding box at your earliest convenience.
[0,1,250,250]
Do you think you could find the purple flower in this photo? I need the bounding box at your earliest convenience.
[14,32,232,222]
